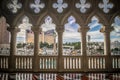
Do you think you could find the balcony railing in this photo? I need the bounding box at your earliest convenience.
[0,56,9,69]
[88,56,105,70]
[15,56,33,70]
[39,56,58,71]
[0,73,120,80]
[0,47,120,73]
[112,55,120,69]
[0,55,120,72]
[63,56,81,70]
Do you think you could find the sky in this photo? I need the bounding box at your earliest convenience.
[87,16,103,42]
[17,16,120,43]
[63,16,120,43]
[63,16,80,43]
[110,16,120,42]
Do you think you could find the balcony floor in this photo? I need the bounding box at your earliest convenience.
[0,73,120,80]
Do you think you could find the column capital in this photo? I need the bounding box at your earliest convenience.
[79,27,90,33]
[56,25,64,33]
[31,27,42,33]
[7,27,20,33]
[100,26,114,33]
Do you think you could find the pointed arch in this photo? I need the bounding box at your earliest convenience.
[85,11,108,26]
[12,12,34,27]
[110,11,120,25]
[61,11,84,26]
[37,12,59,26]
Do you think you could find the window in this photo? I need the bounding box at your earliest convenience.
[63,16,81,56]
[87,16,104,56]
[16,16,33,55]
[40,16,57,55]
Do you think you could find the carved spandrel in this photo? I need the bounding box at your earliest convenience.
[7,0,22,14]
[75,0,91,13]
[52,0,68,13]
[30,0,45,13]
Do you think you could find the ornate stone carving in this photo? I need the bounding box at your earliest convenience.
[75,0,91,13]
[30,0,45,13]
[98,0,114,13]
[7,0,22,13]
[52,0,68,13]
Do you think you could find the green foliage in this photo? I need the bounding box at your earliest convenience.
[17,43,34,48]
[40,42,54,48]
[114,48,120,51]
[17,43,23,48]
[63,42,81,49]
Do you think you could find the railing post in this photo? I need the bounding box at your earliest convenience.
[79,26,89,72]
[32,26,41,72]
[7,27,20,71]
[56,26,64,72]
[100,26,113,71]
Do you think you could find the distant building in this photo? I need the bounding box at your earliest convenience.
[111,41,120,49]
[0,17,9,48]
[26,30,55,45]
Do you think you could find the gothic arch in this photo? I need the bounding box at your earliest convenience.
[61,11,84,26]
[37,12,59,27]
[85,11,108,26]
[110,11,120,25]
[12,12,34,27]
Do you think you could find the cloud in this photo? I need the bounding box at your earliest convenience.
[111,38,120,42]
[65,23,79,32]
[89,23,101,30]
[87,31,104,42]
[110,31,120,42]
[68,16,76,24]
[63,32,80,39]
[89,38,104,42]
[86,16,104,42]
[114,16,120,26]
[110,32,120,42]
[111,31,120,36]
[111,16,120,38]
[88,17,101,32]
[41,23,56,32]
[113,25,120,33]
[65,24,76,32]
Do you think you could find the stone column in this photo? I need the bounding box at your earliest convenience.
[100,26,113,71]
[32,27,41,72]
[79,27,89,72]
[53,34,57,54]
[56,26,64,72]
[7,27,20,71]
